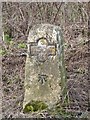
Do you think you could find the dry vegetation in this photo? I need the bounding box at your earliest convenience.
[1,2,89,118]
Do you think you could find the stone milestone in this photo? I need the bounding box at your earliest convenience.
[23,24,66,112]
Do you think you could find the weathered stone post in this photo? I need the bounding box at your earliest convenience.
[23,24,67,112]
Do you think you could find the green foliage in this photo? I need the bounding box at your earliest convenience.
[48,105,74,118]
[4,34,12,44]
[18,43,26,49]
[0,49,7,56]
[23,100,48,113]
[55,106,70,117]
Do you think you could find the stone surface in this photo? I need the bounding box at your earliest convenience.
[23,24,65,110]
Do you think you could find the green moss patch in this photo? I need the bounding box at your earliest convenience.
[23,100,48,113]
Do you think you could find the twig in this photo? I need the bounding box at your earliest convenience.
[53,3,63,23]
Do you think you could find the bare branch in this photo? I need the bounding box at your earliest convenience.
[53,3,63,23]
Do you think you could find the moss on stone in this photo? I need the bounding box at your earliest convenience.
[23,100,48,113]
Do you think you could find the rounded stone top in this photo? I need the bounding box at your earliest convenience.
[27,24,61,44]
